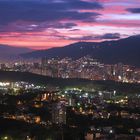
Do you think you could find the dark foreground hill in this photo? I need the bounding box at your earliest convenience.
[0,71,140,93]
[21,35,140,67]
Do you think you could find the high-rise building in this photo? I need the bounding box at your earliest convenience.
[52,102,66,124]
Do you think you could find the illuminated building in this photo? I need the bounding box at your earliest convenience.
[52,102,66,124]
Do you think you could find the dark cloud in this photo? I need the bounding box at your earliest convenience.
[0,0,102,26]
[67,33,121,41]
[99,33,121,39]
[49,23,77,29]
[0,21,77,32]
[127,8,140,13]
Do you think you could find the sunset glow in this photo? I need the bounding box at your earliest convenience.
[0,0,140,49]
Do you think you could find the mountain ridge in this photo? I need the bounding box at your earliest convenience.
[21,35,140,67]
[0,44,33,60]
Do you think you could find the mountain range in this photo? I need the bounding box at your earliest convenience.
[21,35,140,67]
[0,35,140,67]
[0,44,33,60]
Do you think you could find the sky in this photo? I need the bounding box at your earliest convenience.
[0,0,140,50]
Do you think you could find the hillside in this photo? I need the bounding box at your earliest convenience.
[0,71,140,93]
[21,35,140,67]
[0,44,33,59]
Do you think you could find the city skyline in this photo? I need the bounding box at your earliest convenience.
[0,1,140,139]
[0,0,140,49]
